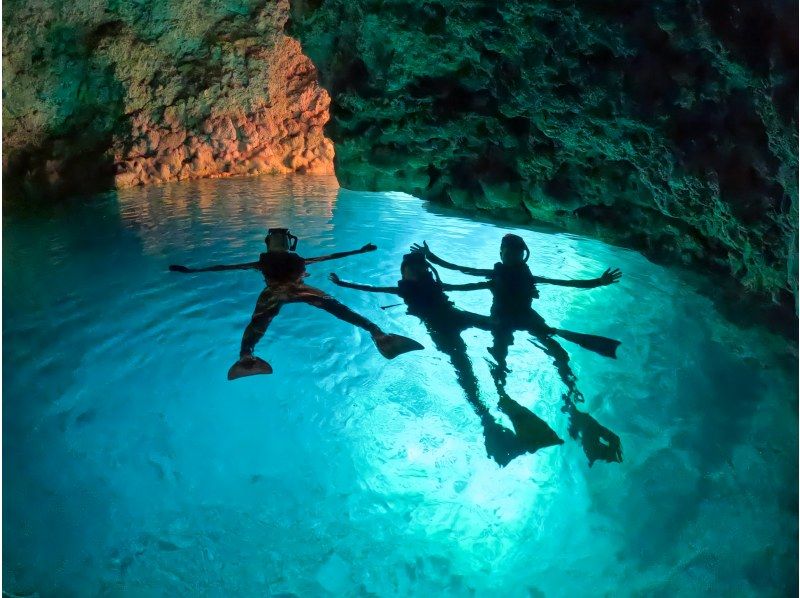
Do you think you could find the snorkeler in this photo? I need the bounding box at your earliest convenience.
[411,235,621,397]
[411,235,623,464]
[169,228,424,380]
[330,252,563,465]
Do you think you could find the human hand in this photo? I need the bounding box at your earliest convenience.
[169,265,190,273]
[361,243,377,252]
[329,273,342,284]
[410,241,430,255]
[598,268,621,286]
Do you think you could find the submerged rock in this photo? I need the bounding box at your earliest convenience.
[289,0,798,309]
[3,0,333,199]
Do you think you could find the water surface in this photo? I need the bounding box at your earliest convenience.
[4,175,797,596]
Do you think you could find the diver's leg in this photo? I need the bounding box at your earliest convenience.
[529,324,622,465]
[459,310,494,332]
[294,285,423,359]
[428,328,523,466]
[228,289,282,380]
[533,332,584,403]
[429,329,488,418]
[480,322,563,454]
[488,327,514,389]
[240,289,282,358]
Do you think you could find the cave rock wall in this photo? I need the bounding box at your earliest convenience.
[289,0,798,306]
[3,0,333,198]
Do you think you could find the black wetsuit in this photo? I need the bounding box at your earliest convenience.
[480,262,581,400]
[397,279,488,326]
[487,262,548,327]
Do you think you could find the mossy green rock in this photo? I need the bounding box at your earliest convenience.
[289,0,797,308]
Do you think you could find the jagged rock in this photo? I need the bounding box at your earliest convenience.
[2,0,334,199]
[289,0,798,309]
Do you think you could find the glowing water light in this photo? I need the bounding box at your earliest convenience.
[3,176,796,595]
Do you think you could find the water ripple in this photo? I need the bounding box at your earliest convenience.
[3,175,796,596]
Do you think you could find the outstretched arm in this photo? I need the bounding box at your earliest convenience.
[535,268,622,289]
[305,243,377,264]
[169,261,259,273]
[329,273,400,294]
[441,281,492,292]
[410,241,493,277]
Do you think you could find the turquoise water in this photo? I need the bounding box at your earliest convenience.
[3,175,797,596]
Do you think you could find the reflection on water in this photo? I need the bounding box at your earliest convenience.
[3,175,797,596]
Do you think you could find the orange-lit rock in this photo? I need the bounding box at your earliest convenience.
[3,0,334,199]
[113,39,334,189]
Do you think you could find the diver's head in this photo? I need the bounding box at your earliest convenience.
[500,234,530,265]
[400,252,440,283]
[265,228,298,252]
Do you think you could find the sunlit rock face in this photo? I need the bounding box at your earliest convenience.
[3,0,333,198]
[289,1,798,306]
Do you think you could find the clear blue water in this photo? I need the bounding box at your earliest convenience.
[3,175,797,596]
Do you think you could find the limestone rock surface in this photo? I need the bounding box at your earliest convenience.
[3,0,334,198]
[289,0,798,307]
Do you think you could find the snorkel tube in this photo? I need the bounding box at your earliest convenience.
[266,228,299,251]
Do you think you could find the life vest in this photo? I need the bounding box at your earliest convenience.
[259,252,307,283]
[397,279,454,319]
[490,262,538,315]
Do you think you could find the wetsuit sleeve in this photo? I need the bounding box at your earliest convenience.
[305,246,374,264]
[425,251,493,277]
[169,261,260,273]
[332,278,400,294]
[532,276,604,288]
[441,281,492,291]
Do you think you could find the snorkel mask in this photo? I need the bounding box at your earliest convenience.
[266,228,299,251]
[500,234,530,263]
[401,252,442,283]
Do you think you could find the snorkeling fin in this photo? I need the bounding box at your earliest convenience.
[372,333,424,359]
[553,329,621,359]
[227,356,273,380]
[498,394,564,451]
[567,405,623,466]
[481,418,523,467]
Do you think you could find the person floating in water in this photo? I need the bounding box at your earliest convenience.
[412,234,623,464]
[412,235,621,395]
[330,251,563,466]
[169,228,424,380]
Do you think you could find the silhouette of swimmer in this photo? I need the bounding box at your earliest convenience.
[330,252,563,465]
[169,228,423,380]
[412,235,621,401]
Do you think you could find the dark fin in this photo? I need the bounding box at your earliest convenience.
[227,356,273,380]
[553,329,621,359]
[568,407,623,466]
[373,333,424,359]
[481,419,521,467]
[498,394,564,451]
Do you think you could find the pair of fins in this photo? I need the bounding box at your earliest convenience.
[227,332,424,380]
